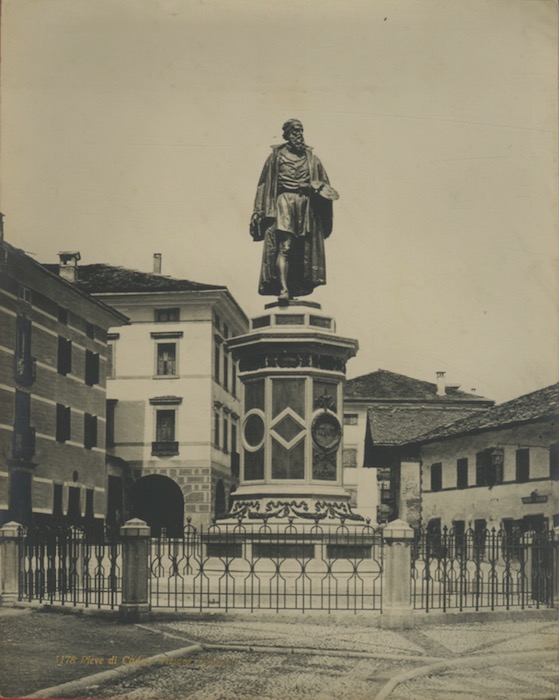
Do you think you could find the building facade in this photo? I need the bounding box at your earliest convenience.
[51,257,249,533]
[403,383,559,535]
[343,369,494,524]
[0,240,127,529]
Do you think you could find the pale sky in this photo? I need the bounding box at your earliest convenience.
[1,0,557,403]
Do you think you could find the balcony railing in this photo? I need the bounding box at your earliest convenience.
[13,427,36,461]
[152,441,179,456]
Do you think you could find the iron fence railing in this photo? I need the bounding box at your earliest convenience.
[412,526,555,612]
[149,519,383,612]
[18,524,121,610]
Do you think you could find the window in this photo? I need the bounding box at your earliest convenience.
[53,484,63,519]
[214,338,221,383]
[85,489,94,521]
[473,519,487,559]
[106,400,116,448]
[58,307,68,324]
[152,409,178,455]
[56,404,71,443]
[344,413,358,425]
[67,486,81,523]
[18,285,32,303]
[223,323,229,339]
[156,343,177,376]
[155,308,180,323]
[231,422,238,454]
[550,443,559,480]
[430,462,442,492]
[232,361,237,397]
[85,350,100,386]
[213,312,221,332]
[457,458,468,489]
[214,411,220,447]
[476,448,503,487]
[57,337,72,375]
[223,415,229,453]
[14,315,34,385]
[156,410,175,441]
[223,350,229,391]
[515,448,530,483]
[84,413,98,449]
[86,323,95,339]
[452,520,466,557]
[426,518,442,556]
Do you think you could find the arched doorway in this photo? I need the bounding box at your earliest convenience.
[214,479,226,518]
[130,475,184,537]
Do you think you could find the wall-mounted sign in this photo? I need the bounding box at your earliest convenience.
[521,491,548,504]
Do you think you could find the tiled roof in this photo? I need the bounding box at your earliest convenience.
[369,406,481,445]
[41,263,225,294]
[403,383,559,445]
[345,369,488,402]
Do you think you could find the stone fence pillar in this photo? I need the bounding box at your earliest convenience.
[119,518,151,621]
[0,521,22,604]
[381,518,415,629]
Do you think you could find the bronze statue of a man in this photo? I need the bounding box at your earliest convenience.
[250,119,339,302]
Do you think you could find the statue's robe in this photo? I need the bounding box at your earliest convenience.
[252,144,333,297]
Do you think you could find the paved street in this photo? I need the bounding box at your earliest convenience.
[2,606,556,700]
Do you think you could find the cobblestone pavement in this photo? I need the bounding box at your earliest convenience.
[58,614,559,700]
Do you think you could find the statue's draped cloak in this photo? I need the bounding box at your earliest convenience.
[252,145,333,297]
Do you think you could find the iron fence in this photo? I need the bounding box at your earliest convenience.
[18,524,121,609]
[149,519,383,612]
[412,526,555,612]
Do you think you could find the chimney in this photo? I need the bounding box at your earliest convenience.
[436,371,446,396]
[58,251,81,283]
[153,253,162,274]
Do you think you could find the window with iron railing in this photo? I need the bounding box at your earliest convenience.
[152,409,178,455]
[13,427,36,461]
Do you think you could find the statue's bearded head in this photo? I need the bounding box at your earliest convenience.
[282,119,305,154]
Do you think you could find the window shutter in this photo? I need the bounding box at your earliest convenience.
[475,451,486,486]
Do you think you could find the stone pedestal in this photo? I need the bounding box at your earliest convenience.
[0,521,22,604]
[119,518,151,621]
[226,301,361,526]
[380,518,415,628]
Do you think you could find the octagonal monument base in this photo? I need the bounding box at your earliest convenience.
[225,300,367,530]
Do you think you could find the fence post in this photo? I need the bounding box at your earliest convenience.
[381,518,415,629]
[554,526,559,608]
[0,521,22,605]
[119,518,151,621]
[523,530,535,604]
